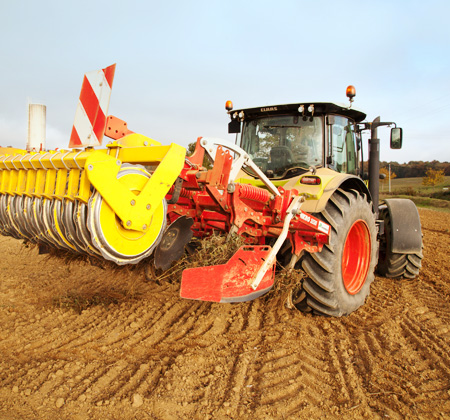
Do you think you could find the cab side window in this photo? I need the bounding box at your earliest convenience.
[327,116,357,174]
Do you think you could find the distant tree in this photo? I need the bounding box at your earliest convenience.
[422,168,445,192]
[370,161,449,179]
[187,142,213,169]
[187,142,196,156]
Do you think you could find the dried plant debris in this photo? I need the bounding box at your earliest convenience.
[152,234,305,301]
[150,234,246,285]
[23,234,305,310]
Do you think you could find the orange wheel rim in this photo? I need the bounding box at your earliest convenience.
[342,219,371,295]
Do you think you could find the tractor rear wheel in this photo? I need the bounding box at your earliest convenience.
[377,205,423,279]
[299,189,377,316]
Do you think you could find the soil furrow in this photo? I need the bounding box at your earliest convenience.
[0,208,450,419]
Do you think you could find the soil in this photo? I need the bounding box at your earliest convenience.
[0,208,449,420]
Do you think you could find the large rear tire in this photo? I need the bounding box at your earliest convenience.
[300,189,377,316]
[377,205,423,279]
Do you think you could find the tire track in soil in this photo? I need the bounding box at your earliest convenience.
[371,319,450,419]
[1,208,450,419]
[244,307,337,418]
[94,300,219,405]
[323,317,431,419]
[213,301,264,419]
[55,300,261,409]
[320,321,376,417]
[255,339,331,416]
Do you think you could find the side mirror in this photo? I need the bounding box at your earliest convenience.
[390,127,402,149]
[228,119,241,134]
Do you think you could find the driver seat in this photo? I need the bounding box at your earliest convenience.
[269,146,294,172]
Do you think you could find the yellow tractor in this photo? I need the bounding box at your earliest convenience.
[0,68,423,316]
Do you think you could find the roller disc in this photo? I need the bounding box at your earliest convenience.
[87,165,167,265]
[60,200,87,254]
[74,201,102,257]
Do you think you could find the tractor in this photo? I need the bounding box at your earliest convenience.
[222,86,423,315]
[0,67,423,316]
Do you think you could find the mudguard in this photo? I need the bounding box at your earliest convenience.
[380,198,422,254]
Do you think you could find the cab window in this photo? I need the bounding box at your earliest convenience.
[240,115,323,178]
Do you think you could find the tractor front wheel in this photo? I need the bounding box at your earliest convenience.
[377,205,423,279]
[299,189,377,316]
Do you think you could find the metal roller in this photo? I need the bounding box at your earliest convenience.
[87,165,167,265]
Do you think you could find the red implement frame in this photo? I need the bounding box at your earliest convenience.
[107,124,331,303]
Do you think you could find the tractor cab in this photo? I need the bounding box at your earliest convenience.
[227,101,367,180]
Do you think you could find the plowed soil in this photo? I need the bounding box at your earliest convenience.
[0,208,449,420]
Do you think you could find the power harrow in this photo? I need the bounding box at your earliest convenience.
[0,65,331,304]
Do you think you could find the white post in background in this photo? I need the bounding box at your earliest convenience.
[389,163,391,193]
[27,103,46,152]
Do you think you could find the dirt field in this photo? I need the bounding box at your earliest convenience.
[0,208,449,420]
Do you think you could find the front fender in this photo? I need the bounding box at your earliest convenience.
[284,169,372,214]
[380,199,422,254]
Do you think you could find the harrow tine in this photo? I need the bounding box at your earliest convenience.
[0,195,14,237]
[53,200,80,253]
[5,196,25,239]
[15,196,37,242]
[25,196,48,244]
[32,197,58,248]
[42,199,70,251]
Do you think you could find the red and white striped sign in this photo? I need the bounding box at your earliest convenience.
[69,64,116,148]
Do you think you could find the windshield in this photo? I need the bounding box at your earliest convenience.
[240,115,323,178]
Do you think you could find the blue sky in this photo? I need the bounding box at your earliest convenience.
[1,0,449,163]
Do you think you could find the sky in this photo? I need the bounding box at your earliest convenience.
[1,0,449,164]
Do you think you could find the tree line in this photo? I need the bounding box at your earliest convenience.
[362,161,450,178]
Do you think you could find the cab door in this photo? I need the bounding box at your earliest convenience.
[327,115,358,175]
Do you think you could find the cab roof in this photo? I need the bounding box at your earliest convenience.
[229,102,367,123]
